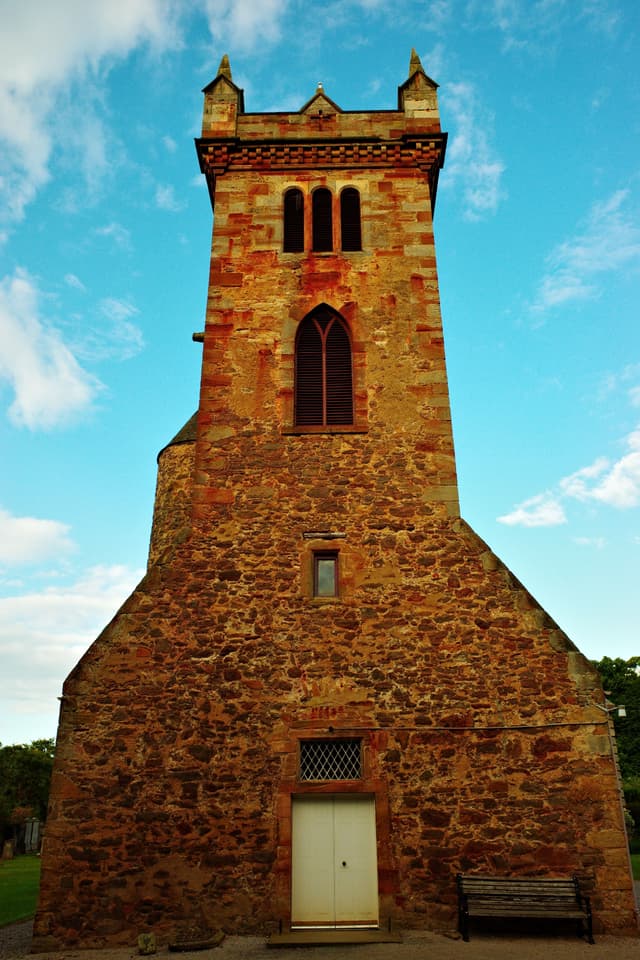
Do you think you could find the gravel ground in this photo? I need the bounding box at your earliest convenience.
[2,920,640,960]
[2,886,638,960]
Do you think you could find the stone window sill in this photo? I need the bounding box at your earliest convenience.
[283,426,368,436]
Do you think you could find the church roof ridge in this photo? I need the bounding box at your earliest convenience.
[299,83,343,115]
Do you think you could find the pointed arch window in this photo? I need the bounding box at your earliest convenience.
[312,188,333,252]
[295,308,353,426]
[283,188,304,252]
[340,188,361,251]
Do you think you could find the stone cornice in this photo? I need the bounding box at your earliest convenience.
[195,133,447,176]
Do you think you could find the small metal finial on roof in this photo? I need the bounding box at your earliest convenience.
[316,82,324,92]
[217,54,232,81]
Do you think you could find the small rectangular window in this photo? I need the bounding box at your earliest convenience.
[300,739,362,780]
[314,551,338,597]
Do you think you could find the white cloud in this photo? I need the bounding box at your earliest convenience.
[0,1,180,92]
[441,81,506,220]
[64,273,86,292]
[0,564,143,739]
[352,0,386,9]
[597,363,640,402]
[58,97,112,201]
[531,189,640,314]
[500,424,640,528]
[590,87,610,111]
[497,492,567,528]
[420,42,447,84]
[559,457,610,499]
[425,1,453,32]
[0,1,297,231]
[0,268,101,429]
[101,299,145,358]
[155,183,184,212]
[100,298,140,324]
[532,273,596,310]
[0,0,182,233]
[202,0,291,51]
[0,565,141,637]
[579,0,621,36]
[560,428,640,509]
[469,0,621,53]
[0,508,75,566]
[162,134,178,153]
[71,297,145,363]
[94,221,132,250]
[573,536,606,549]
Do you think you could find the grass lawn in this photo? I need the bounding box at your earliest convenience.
[632,853,640,880]
[0,855,41,927]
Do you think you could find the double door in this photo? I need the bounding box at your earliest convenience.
[291,794,378,927]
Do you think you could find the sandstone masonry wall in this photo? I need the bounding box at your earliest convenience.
[148,431,196,568]
[34,57,638,949]
[35,515,636,946]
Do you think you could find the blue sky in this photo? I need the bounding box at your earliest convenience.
[0,0,638,746]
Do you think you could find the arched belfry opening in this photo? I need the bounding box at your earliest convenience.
[294,305,353,427]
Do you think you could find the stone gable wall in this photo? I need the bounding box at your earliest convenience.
[35,513,636,947]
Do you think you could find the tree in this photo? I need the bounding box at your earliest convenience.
[593,656,640,781]
[0,739,55,843]
[593,657,640,846]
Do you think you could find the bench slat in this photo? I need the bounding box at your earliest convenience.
[461,880,577,892]
[469,906,589,918]
[466,895,580,904]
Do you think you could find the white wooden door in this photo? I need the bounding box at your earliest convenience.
[291,795,378,926]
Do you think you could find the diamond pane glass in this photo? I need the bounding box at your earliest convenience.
[300,739,362,781]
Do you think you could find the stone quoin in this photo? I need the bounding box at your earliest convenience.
[33,51,638,949]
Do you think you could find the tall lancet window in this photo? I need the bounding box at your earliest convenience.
[283,188,304,252]
[312,188,333,252]
[340,187,362,251]
[295,307,353,426]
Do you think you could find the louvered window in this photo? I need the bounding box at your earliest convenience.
[340,188,362,251]
[300,740,362,781]
[295,309,353,426]
[283,188,304,252]
[312,188,333,251]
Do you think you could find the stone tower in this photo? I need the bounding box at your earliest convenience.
[34,53,637,949]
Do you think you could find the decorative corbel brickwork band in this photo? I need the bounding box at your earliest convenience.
[196,135,447,176]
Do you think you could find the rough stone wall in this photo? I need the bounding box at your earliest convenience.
[148,434,196,568]
[34,516,636,947]
[34,62,638,949]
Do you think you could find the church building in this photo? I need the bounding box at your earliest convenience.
[33,53,638,948]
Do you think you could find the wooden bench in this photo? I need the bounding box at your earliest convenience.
[456,874,594,943]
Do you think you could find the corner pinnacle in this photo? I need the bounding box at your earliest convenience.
[217,54,232,81]
[409,48,424,76]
